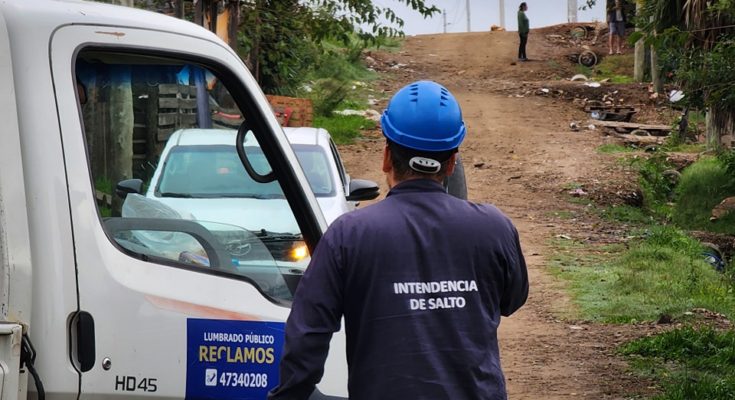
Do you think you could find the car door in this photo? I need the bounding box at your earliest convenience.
[50,23,346,399]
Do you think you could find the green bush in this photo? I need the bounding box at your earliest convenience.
[314,114,376,144]
[632,153,677,219]
[673,157,735,234]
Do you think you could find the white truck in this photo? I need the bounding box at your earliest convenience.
[0,0,350,398]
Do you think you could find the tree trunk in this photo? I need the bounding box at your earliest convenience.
[227,1,240,52]
[175,0,184,19]
[650,29,663,93]
[634,2,645,82]
[107,66,134,216]
[706,107,735,150]
[249,0,261,82]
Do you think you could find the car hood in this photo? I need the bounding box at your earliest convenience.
[152,197,301,234]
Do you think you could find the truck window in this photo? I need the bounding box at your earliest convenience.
[75,50,307,302]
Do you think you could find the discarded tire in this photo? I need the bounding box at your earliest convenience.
[570,26,587,40]
[444,154,468,200]
[578,50,598,67]
[630,129,651,136]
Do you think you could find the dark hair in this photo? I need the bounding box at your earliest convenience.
[519,2,526,11]
[387,140,456,181]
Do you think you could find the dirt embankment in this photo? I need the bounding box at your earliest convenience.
[340,26,675,399]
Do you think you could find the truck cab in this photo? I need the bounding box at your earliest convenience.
[0,1,346,398]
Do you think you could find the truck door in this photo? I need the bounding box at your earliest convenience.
[50,25,346,399]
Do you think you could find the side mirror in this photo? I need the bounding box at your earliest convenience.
[346,179,380,202]
[116,179,144,199]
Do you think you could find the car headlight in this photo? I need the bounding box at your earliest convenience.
[289,242,309,262]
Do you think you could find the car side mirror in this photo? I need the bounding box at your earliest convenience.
[346,179,380,202]
[116,179,144,199]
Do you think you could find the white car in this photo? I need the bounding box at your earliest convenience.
[284,126,380,224]
[122,128,378,234]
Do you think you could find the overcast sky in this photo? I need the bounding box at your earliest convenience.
[373,0,607,35]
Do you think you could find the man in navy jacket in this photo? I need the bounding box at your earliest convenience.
[269,80,529,400]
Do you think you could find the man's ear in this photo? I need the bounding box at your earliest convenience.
[382,145,392,173]
[445,153,458,177]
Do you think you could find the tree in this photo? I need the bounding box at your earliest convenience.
[636,0,735,148]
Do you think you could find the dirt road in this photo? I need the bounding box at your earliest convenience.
[340,31,656,398]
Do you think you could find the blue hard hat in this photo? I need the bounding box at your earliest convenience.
[381,81,466,152]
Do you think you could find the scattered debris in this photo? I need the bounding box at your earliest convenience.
[556,234,573,240]
[710,197,735,222]
[584,104,638,122]
[584,82,601,88]
[657,314,673,324]
[569,325,586,330]
[590,120,672,136]
[473,162,486,168]
[569,121,580,131]
[669,90,685,103]
[568,188,588,197]
[570,74,589,82]
[334,109,381,121]
[702,242,727,271]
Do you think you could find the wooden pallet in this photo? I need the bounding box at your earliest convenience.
[589,120,671,136]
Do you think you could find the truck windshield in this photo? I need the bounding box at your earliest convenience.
[75,50,309,302]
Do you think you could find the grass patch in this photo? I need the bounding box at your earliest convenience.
[673,157,735,235]
[598,143,637,154]
[599,204,652,224]
[547,210,576,220]
[621,327,735,399]
[550,226,735,323]
[313,114,376,144]
[593,54,635,83]
[664,143,706,153]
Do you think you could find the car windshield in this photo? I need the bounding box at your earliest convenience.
[157,144,334,198]
[292,144,335,197]
[157,145,284,198]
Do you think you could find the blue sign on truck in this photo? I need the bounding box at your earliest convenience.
[186,318,285,399]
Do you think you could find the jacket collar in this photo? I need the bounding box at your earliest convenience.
[387,179,446,197]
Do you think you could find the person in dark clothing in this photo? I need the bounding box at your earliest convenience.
[517,2,529,61]
[607,0,626,54]
[268,80,529,400]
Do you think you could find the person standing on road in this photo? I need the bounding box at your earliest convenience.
[268,80,529,400]
[607,0,626,55]
[517,2,529,61]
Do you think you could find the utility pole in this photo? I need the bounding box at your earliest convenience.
[443,9,447,33]
[466,0,471,32]
[568,0,578,23]
[499,0,505,29]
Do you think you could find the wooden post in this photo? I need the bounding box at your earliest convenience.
[107,66,134,216]
[633,1,645,82]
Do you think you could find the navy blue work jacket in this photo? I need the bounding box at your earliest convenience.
[269,179,529,400]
